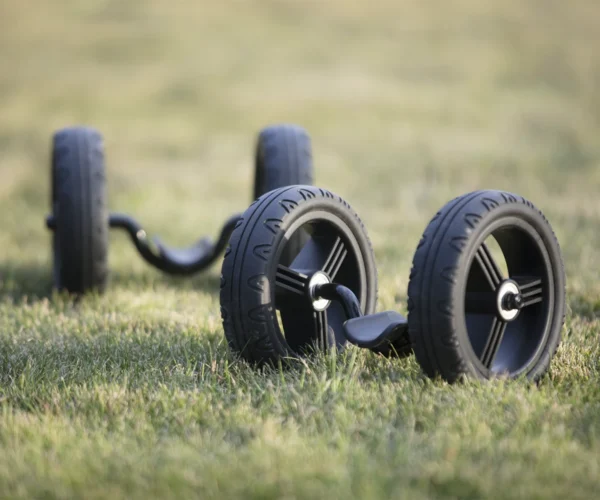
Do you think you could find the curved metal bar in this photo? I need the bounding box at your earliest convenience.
[313,283,409,349]
[313,283,363,320]
[109,212,241,275]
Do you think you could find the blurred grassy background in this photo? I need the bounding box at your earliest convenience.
[0,1,599,498]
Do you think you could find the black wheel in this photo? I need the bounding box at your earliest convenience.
[254,125,313,265]
[407,190,566,382]
[51,127,109,293]
[253,124,313,199]
[220,185,377,365]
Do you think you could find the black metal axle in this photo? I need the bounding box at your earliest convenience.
[503,292,524,311]
[46,212,241,276]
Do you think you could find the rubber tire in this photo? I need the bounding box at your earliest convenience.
[407,190,566,383]
[253,124,313,199]
[52,127,109,293]
[220,185,378,365]
[254,125,313,265]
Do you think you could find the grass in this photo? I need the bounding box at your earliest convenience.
[1,0,600,498]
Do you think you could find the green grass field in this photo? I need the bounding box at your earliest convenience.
[1,1,599,498]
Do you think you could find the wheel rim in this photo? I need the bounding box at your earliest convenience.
[270,211,368,354]
[462,217,555,376]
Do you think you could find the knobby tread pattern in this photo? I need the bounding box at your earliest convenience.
[220,185,378,365]
[407,190,566,382]
[52,127,109,293]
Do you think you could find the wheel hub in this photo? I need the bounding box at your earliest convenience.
[496,280,522,321]
[308,271,331,311]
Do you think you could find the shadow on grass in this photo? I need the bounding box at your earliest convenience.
[110,268,222,294]
[568,294,600,320]
[570,399,600,447]
[0,261,52,301]
[0,260,222,302]
[0,323,230,389]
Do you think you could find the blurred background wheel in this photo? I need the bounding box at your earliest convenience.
[51,126,109,294]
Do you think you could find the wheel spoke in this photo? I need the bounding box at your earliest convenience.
[514,276,543,308]
[522,290,543,307]
[322,236,348,280]
[313,310,329,349]
[290,236,328,271]
[480,317,507,369]
[275,265,308,305]
[474,243,504,290]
